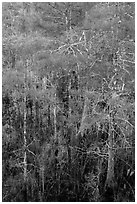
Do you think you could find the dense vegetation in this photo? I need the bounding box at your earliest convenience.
[2,2,135,202]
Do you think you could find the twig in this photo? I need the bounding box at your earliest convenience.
[27,148,36,157]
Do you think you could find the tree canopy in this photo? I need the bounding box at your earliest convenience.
[2,2,135,202]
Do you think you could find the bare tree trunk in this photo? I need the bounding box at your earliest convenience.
[22,71,28,202]
[54,96,57,142]
[67,78,72,174]
[106,119,115,188]
[78,90,90,137]
[54,92,58,177]
[104,109,116,201]
[53,91,60,199]
[35,101,39,130]
[23,74,27,183]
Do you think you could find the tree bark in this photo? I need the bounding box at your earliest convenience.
[78,90,90,137]
[106,121,115,187]
[23,73,27,183]
[35,101,39,130]
[104,109,116,201]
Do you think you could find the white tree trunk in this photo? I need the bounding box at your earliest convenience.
[23,76,27,182]
[105,110,115,189]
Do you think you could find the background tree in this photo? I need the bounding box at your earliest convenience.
[2,2,135,202]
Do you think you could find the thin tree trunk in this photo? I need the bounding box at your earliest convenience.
[78,90,89,137]
[104,109,116,201]
[106,120,115,188]
[22,61,30,201]
[54,97,57,142]
[54,91,60,199]
[23,75,27,183]
[68,3,72,30]
[67,78,72,174]
[41,165,45,197]
[22,72,28,202]
[35,101,39,130]
[54,92,58,178]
